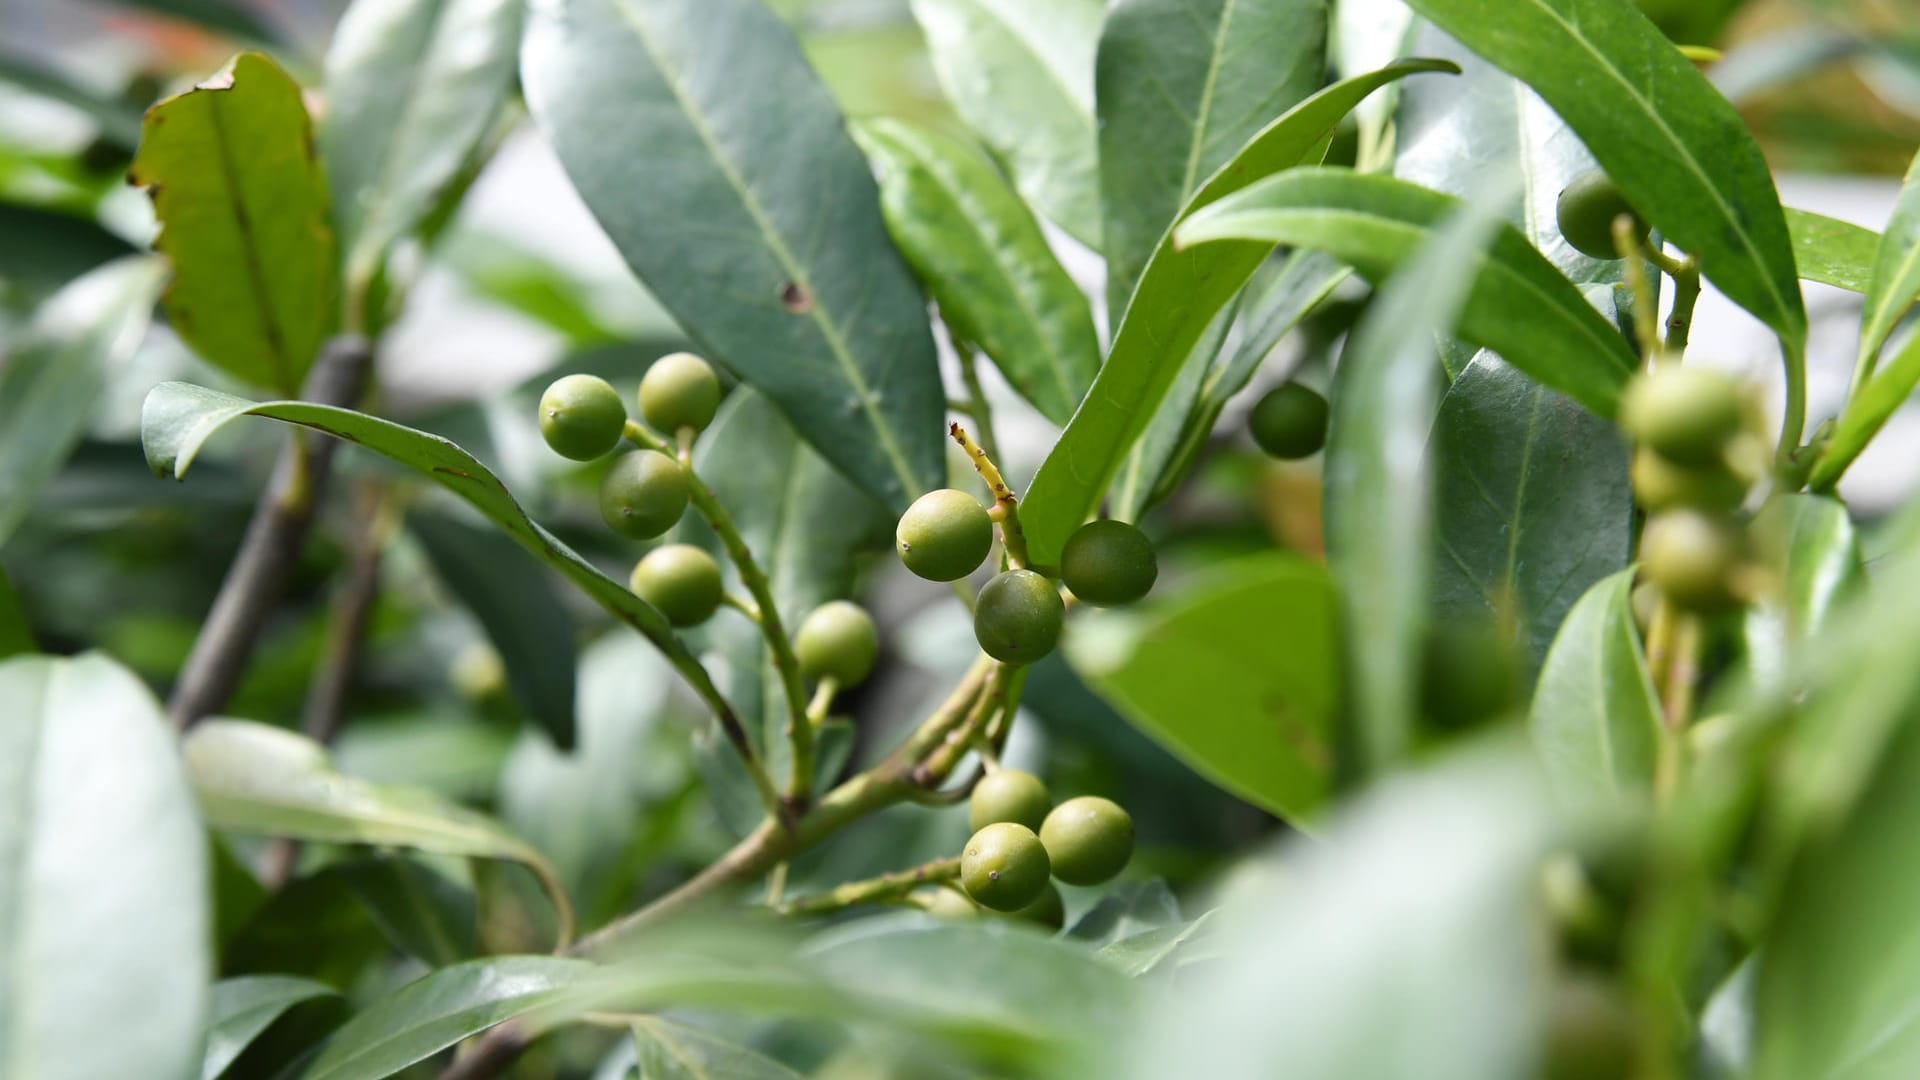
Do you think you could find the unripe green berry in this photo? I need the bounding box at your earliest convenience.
[629,544,723,627]
[1060,519,1157,607]
[1419,618,1522,733]
[1640,510,1744,614]
[969,768,1050,832]
[973,569,1064,665]
[1619,366,1746,466]
[793,600,878,688]
[914,886,979,920]
[960,822,1051,912]
[1629,449,1748,513]
[538,374,626,461]
[1009,882,1065,930]
[1556,171,1649,260]
[1039,795,1133,886]
[1248,383,1329,460]
[638,352,721,436]
[896,489,993,581]
[598,450,689,539]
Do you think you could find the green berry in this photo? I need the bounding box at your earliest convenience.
[1060,520,1157,607]
[973,569,1064,665]
[969,769,1050,832]
[1629,449,1748,513]
[1419,618,1522,732]
[1039,796,1133,886]
[914,886,979,920]
[1008,882,1065,931]
[1556,171,1650,259]
[638,352,721,436]
[793,600,879,688]
[629,544,723,627]
[1248,383,1329,459]
[538,374,626,461]
[896,489,993,581]
[598,450,689,539]
[1640,510,1743,614]
[1619,366,1746,466]
[960,822,1051,912]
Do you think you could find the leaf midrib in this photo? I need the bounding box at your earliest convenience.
[603,0,923,500]
[203,89,293,393]
[962,0,1093,125]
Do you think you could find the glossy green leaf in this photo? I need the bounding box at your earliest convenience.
[1111,300,1235,519]
[1396,0,1807,354]
[0,652,209,1080]
[1068,553,1338,824]
[301,956,598,1080]
[1856,149,1920,376]
[1175,168,1637,416]
[631,1018,804,1079]
[181,718,571,940]
[202,975,338,1080]
[1528,569,1660,800]
[129,52,334,394]
[910,0,1104,247]
[1744,495,1862,688]
[854,118,1098,425]
[336,856,477,967]
[1786,207,1880,294]
[1431,353,1632,669]
[411,509,578,749]
[1099,911,1218,978]
[1332,0,1421,150]
[1022,59,1459,566]
[1810,323,1920,491]
[322,0,524,287]
[522,0,941,511]
[1322,184,1509,776]
[0,567,32,659]
[138,380,733,720]
[1096,0,1329,316]
[0,256,163,546]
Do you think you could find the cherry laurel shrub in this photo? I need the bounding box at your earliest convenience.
[3,0,1918,1078]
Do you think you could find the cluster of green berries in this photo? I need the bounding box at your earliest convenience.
[1554,170,1650,260]
[1619,366,1764,614]
[894,490,1157,665]
[919,768,1134,925]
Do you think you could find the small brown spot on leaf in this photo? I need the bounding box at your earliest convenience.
[779,281,813,313]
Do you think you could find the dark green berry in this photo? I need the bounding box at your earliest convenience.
[973,569,1064,665]
[539,374,626,461]
[1556,171,1649,260]
[896,489,993,581]
[914,886,979,920]
[1629,449,1748,513]
[629,544,723,627]
[1419,618,1523,733]
[969,768,1050,832]
[598,450,689,539]
[960,822,1051,912]
[1640,510,1743,614]
[1039,796,1132,886]
[1619,366,1746,466]
[1060,520,1157,606]
[1248,383,1329,459]
[638,352,721,436]
[793,600,878,688]
[1009,882,1065,930]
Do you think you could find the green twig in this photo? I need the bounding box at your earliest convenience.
[776,856,963,915]
[1615,220,1662,362]
[1647,248,1701,359]
[949,422,1029,569]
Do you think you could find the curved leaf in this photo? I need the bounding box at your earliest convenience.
[129,52,334,394]
[1744,495,1862,688]
[1096,0,1329,317]
[1857,149,1920,376]
[1021,58,1459,566]
[202,975,338,1080]
[322,0,524,285]
[1397,0,1806,353]
[0,653,209,1080]
[1786,207,1880,294]
[1175,167,1637,416]
[631,1018,805,1079]
[910,0,1104,248]
[1431,353,1631,670]
[1811,323,1920,491]
[854,118,1098,425]
[1528,569,1659,800]
[522,0,942,510]
[1067,553,1338,825]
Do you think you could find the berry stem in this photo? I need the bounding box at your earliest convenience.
[807,678,838,726]
[625,419,816,810]
[1649,249,1700,359]
[1614,219,1662,363]
[949,422,1029,569]
[721,592,761,622]
[775,856,963,915]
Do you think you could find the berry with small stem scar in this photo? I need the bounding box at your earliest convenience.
[974,569,1064,665]
[969,768,1050,832]
[960,822,1051,912]
[896,488,993,582]
[794,600,879,688]
[598,450,689,539]
[629,544,723,627]
[1248,383,1329,460]
[1040,796,1133,886]
[539,374,626,461]
[1060,519,1157,606]
[638,352,721,436]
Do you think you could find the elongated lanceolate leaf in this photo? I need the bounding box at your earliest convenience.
[1855,149,1920,378]
[1785,207,1880,294]
[1528,569,1659,799]
[522,0,941,510]
[631,1018,806,1080]
[202,976,338,1080]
